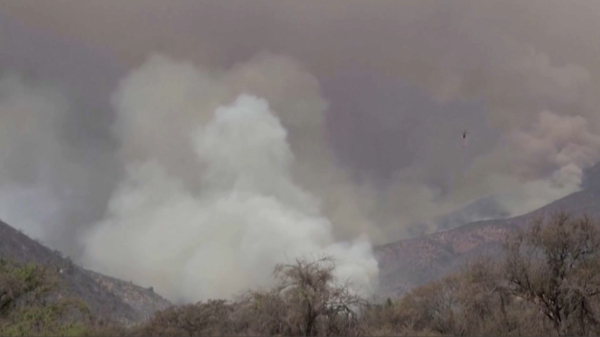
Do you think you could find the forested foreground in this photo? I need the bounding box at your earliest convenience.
[2,212,600,336]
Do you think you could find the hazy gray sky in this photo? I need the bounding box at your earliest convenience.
[1,0,600,302]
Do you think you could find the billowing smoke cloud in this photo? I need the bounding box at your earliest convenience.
[80,56,378,303]
[368,35,600,236]
[106,53,383,243]
[490,111,600,216]
[2,1,600,283]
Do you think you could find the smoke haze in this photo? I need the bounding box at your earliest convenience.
[1,0,600,301]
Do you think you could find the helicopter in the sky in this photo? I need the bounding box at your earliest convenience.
[461,131,468,148]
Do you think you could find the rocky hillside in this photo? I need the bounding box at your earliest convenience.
[375,162,600,299]
[0,219,171,326]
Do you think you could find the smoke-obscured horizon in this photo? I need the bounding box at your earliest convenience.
[1,1,600,302]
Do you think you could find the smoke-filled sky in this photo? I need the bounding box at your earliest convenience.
[1,0,600,303]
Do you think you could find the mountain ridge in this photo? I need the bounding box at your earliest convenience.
[374,161,600,299]
[0,219,171,326]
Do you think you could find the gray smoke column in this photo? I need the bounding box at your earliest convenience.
[80,55,378,303]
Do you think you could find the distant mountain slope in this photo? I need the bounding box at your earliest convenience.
[0,220,171,326]
[375,162,600,299]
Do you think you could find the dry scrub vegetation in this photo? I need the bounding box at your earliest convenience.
[0,259,125,336]
[3,211,600,336]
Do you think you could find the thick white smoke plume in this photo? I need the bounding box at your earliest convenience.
[106,53,380,244]
[80,57,378,303]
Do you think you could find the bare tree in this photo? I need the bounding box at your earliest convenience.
[393,274,461,335]
[240,256,367,336]
[503,212,600,336]
[136,256,367,336]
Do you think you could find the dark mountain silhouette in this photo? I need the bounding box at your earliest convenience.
[375,162,600,299]
[0,219,171,326]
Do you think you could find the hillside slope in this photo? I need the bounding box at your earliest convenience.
[0,220,171,326]
[375,162,600,299]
